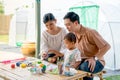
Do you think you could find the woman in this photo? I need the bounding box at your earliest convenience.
[40,13,67,63]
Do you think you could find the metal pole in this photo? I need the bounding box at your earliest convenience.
[35,0,41,58]
[107,22,116,70]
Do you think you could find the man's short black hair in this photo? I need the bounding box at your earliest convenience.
[64,32,76,43]
[43,13,56,23]
[63,12,80,24]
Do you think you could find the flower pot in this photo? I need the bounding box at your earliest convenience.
[21,42,35,57]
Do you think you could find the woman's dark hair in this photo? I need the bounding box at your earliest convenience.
[43,13,56,23]
[64,32,76,43]
[63,12,80,24]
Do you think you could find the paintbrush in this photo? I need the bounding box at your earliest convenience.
[0,57,26,64]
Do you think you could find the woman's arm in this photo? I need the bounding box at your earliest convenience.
[40,32,50,58]
[48,50,64,57]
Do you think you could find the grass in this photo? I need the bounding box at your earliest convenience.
[104,75,120,80]
[0,35,8,43]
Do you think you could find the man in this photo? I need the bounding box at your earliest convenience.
[63,12,110,80]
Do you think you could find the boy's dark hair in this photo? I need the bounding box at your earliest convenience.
[43,13,56,23]
[64,32,76,43]
[63,12,80,24]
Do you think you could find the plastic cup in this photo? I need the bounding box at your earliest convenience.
[57,61,63,75]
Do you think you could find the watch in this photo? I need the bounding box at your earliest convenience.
[95,57,98,60]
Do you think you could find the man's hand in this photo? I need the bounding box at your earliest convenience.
[85,57,96,72]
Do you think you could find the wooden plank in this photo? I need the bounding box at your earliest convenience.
[63,71,87,80]
[0,67,50,80]
[0,62,88,80]
[0,69,23,80]
[0,61,56,80]
[44,70,88,80]
[0,14,12,34]
[0,51,24,61]
[0,52,88,80]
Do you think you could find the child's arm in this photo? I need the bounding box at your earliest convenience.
[72,49,81,69]
[71,61,81,69]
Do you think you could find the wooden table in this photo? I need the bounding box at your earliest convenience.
[0,51,88,80]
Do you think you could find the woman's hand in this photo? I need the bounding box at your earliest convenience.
[85,57,96,72]
[42,52,48,59]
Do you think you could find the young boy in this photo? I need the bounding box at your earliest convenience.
[46,32,81,67]
[63,32,81,69]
